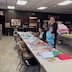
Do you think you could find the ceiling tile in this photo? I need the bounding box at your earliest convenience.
[29,0,41,2]
[7,0,17,6]
[0,6,7,9]
[0,0,6,2]
[7,0,17,4]
[0,0,72,14]
[0,2,6,6]
[7,3,16,6]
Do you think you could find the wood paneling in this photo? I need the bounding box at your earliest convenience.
[0,8,72,34]
[0,9,72,34]
[1,9,72,26]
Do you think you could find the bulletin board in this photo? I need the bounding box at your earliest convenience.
[11,19,21,26]
[29,17,38,27]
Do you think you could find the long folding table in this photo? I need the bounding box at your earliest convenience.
[18,32,72,72]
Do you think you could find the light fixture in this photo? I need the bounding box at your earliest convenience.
[17,0,28,5]
[57,0,72,6]
[37,6,47,10]
[7,6,15,9]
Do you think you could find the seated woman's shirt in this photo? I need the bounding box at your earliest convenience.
[39,32,44,40]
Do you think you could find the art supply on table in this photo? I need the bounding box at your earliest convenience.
[57,54,70,60]
[48,58,55,62]
[52,51,61,57]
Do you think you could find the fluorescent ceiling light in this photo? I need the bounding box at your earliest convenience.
[17,0,28,5]
[57,0,72,6]
[7,6,15,9]
[37,7,47,10]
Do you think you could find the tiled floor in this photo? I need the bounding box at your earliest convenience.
[57,44,72,56]
[0,36,20,72]
[0,36,72,72]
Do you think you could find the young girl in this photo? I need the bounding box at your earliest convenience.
[46,27,55,47]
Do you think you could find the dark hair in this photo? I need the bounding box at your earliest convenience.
[39,27,44,31]
[39,27,43,29]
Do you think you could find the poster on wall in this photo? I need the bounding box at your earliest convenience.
[11,19,21,26]
[29,17,38,27]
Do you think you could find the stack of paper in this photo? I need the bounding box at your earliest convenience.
[26,33,32,37]
[39,52,54,59]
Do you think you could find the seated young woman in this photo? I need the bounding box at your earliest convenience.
[38,27,45,41]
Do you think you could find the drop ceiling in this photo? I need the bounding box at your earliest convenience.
[0,0,72,14]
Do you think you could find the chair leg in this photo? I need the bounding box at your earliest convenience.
[19,63,24,72]
[16,59,23,72]
[17,59,27,72]
[17,51,22,59]
[33,66,35,72]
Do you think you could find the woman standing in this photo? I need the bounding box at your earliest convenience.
[48,16,58,48]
